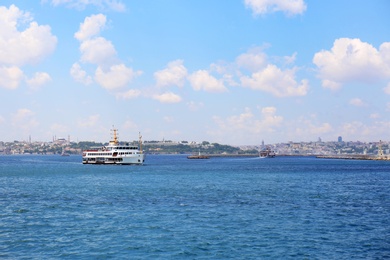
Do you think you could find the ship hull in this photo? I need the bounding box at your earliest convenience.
[82,154,145,165]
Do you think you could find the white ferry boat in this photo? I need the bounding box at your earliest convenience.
[82,128,145,165]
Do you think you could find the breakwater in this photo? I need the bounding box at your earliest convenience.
[206,154,258,158]
[316,154,390,161]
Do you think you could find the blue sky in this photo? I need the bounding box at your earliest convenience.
[0,0,389,145]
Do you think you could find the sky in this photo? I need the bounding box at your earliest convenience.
[0,0,389,145]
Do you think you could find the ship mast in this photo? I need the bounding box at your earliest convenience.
[378,140,384,157]
[110,126,119,145]
[139,132,143,153]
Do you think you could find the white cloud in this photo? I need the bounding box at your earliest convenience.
[45,0,126,12]
[291,116,333,140]
[370,113,380,119]
[349,98,367,107]
[0,5,57,66]
[95,64,141,90]
[50,123,69,134]
[236,48,268,72]
[163,116,174,123]
[74,14,106,41]
[115,89,141,99]
[123,119,138,131]
[313,38,390,90]
[383,82,390,95]
[245,0,307,16]
[0,66,24,89]
[283,52,297,65]
[211,106,283,143]
[340,121,367,137]
[336,120,390,141]
[26,72,51,90]
[79,114,100,127]
[0,5,56,89]
[154,60,188,87]
[240,64,309,97]
[153,92,182,103]
[70,63,93,85]
[12,108,39,131]
[79,37,117,65]
[188,70,227,93]
[187,101,204,111]
[210,62,239,87]
[72,14,142,96]
[209,48,308,97]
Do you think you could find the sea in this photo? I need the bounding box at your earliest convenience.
[0,154,389,259]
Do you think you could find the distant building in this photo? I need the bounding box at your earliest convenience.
[338,136,343,142]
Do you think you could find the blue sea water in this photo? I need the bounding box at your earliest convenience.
[0,155,389,259]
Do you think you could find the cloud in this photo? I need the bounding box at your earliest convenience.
[370,113,380,119]
[383,82,390,95]
[211,106,283,143]
[44,0,126,12]
[12,108,39,131]
[95,64,141,90]
[188,70,227,93]
[240,64,309,97]
[72,14,141,94]
[26,72,51,90]
[313,38,390,90]
[0,5,57,66]
[79,37,117,65]
[115,89,141,99]
[123,119,138,131]
[0,66,24,89]
[0,5,57,89]
[79,114,100,127]
[208,47,308,97]
[50,123,69,134]
[245,0,307,16]
[294,120,333,137]
[70,63,93,85]
[74,14,106,41]
[349,98,367,107]
[163,116,174,123]
[236,47,268,72]
[187,101,204,111]
[154,60,188,87]
[340,121,367,137]
[153,92,182,103]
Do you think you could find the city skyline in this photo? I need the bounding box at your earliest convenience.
[0,1,389,145]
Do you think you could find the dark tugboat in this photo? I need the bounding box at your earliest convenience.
[259,146,276,158]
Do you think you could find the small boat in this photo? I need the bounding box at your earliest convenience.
[187,151,210,159]
[82,128,145,165]
[61,148,70,156]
